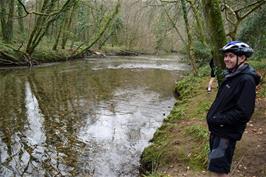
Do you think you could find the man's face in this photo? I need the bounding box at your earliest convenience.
[224,52,245,69]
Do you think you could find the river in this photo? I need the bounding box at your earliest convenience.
[0,55,189,177]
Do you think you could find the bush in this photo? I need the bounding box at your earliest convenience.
[192,41,212,66]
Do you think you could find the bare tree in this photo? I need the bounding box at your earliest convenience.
[222,0,266,40]
[72,0,121,57]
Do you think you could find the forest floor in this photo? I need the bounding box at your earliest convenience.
[140,65,266,177]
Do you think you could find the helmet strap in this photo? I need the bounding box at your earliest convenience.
[229,56,245,73]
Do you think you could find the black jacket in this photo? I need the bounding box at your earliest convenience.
[207,64,261,140]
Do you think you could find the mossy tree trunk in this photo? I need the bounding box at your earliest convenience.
[17,0,25,34]
[0,0,15,43]
[52,21,63,51]
[61,3,77,49]
[25,0,77,56]
[202,0,227,85]
[187,0,207,46]
[181,0,197,74]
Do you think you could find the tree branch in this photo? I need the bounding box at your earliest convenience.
[159,0,186,44]
[238,1,266,20]
[234,0,266,14]
[223,3,237,25]
[16,0,74,17]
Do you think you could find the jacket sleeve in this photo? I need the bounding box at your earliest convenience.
[209,77,256,126]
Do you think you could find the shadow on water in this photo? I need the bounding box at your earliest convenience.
[0,55,189,177]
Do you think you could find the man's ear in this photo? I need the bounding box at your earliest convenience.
[239,55,246,62]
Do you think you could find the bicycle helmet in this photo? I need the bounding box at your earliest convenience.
[220,41,253,58]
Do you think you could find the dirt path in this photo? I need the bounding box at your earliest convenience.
[230,97,266,177]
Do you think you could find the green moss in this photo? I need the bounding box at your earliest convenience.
[166,101,187,121]
[195,101,212,119]
[143,173,171,177]
[184,125,209,169]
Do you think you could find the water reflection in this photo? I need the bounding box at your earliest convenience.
[24,81,46,147]
[78,88,173,176]
[0,56,187,177]
[0,81,75,176]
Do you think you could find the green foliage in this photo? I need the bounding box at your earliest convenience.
[0,41,24,61]
[141,125,170,174]
[249,59,266,70]
[175,68,207,99]
[196,101,212,118]
[143,173,171,177]
[258,83,266,97]
[251,59,266,98]
[238,7,266,58]
[31,48,70,62]
[197,65,212,77]
[185,125,209,168]
[175,75,198,99]
[185,125,208,141]
[190,142,209,169]
[167,102,187,121]
[192,41,212,66]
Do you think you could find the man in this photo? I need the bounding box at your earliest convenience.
[206,41,261,177]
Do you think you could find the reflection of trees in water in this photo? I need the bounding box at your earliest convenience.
[0,72,83,176]
[0,74,27,156]
[24,66,125,175]
[0,61,181,176]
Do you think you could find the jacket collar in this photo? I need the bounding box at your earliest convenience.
[224,63,249,79]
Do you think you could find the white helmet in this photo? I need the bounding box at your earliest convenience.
[221,41,253,58]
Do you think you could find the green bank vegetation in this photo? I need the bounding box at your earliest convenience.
[140,59,266,176]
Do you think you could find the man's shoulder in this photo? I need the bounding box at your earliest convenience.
[237,73,257,86]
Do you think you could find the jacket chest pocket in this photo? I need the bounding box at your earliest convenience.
[218,82,237,106]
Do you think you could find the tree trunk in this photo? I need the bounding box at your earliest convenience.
[26,0,77,56]
[187,0,207,45]
[17,0,25,33]
[202,0,227,84]
[52,23,63,51]
[0,0,15,43]
[181,0,197,74]
[73,0,121,57]
[61,3,77,49]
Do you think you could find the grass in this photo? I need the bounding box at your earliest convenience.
[143,173,172,177]
[184,125,209,169]
[140,59,266,176]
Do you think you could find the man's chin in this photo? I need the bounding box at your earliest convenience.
[225,65,233,69]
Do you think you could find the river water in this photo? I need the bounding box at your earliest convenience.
[0,55,189,177]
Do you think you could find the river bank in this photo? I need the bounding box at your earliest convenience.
[0,43,149,67]
[140,59,266,177]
